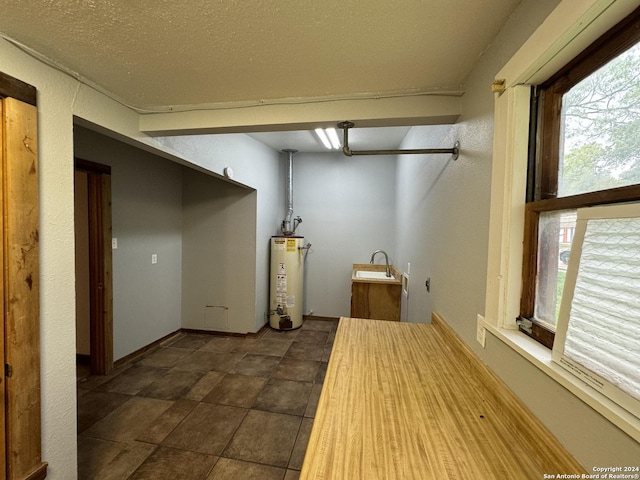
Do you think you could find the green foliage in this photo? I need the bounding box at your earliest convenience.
[559,43,640,195]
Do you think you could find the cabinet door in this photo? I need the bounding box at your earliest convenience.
[351,282,401,321]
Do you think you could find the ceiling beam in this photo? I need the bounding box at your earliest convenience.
[139,94,461,136]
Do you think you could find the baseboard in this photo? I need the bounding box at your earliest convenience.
[113,315,339,370]
[303,314,340,322]
[430,312,583,471]
[114,323,274,368]
[251,321,271,337]
[182,322,270,338]
[180,328,246,337]
[76,354,91,365]
[114,330,182,368]
[24,462,48,480]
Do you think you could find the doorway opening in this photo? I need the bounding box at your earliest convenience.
[75,159,114,376]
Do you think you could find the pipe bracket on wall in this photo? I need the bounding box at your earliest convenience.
[337,121,460,160]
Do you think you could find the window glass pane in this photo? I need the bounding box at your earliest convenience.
[535,210,577,327]
[559,41,640,197]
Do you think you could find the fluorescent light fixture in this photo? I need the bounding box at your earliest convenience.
[326,128,341,149]
[315,128,332,149]
[315,128,341,150]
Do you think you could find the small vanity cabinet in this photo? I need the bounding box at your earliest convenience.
[350,264,402,321]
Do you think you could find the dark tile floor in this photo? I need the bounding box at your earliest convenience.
[77,319,338,480]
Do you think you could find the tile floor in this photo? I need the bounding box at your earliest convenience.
[77,319,337,480]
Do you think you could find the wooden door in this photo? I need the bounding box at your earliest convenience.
[76,159,113,375]
[1,95,47,479]
[0,96,6,480]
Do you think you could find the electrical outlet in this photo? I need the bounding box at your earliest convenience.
[152,254,158,264]
[112,238,118,249]
[476,314,486,348]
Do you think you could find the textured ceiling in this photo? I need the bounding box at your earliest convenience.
[0,0,521,112]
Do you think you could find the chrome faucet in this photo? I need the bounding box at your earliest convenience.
[370,249,391,277]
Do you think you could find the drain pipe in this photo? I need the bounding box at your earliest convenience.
[281,149,298,235]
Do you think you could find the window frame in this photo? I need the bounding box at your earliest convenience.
[520,6,640,348]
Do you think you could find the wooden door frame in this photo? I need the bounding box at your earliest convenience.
[75,159,113,375]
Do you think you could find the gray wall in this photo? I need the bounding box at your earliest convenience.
[75,127,278,358]
[181,168,257,333]
[394,124,463,324]
[74,126,183,360]
[155,134,283,331]
[293,152,396,318]
[393,0,640,469]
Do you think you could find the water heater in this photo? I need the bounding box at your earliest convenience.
[269,236,305,330]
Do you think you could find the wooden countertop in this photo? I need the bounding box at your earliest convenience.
[300,317,585,479]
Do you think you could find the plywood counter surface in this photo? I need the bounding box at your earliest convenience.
[300,317,585,480]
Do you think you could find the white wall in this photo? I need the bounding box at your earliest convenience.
[1,36,94,478]
[181,168,257,334]
[74,126,184,360]
[293,152,396,318]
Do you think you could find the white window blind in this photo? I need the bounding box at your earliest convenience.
[553,203,640,419]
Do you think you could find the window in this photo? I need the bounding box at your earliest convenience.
[520,8,640,348]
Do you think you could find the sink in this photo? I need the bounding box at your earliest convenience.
[355,271,393,280]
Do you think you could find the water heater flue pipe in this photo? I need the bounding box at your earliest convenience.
[281,149,299,235]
